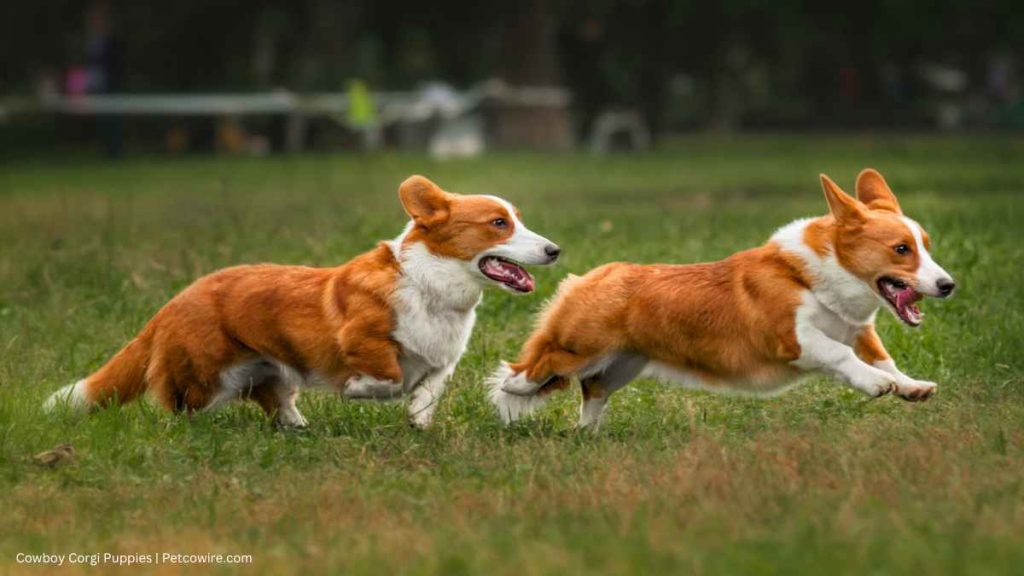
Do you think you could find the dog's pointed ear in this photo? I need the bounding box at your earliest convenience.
[399,175,450,228]
[820,174,866,224]
[855,168,902,214]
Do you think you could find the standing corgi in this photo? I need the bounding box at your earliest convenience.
[45,175,560,428]
[488,169,955,429]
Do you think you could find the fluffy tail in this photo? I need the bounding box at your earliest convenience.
[486,274,590,424]
[44,337,151,413]
[486,362,552,424]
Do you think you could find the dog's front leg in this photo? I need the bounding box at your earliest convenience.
[343,374,405,399]
[874,360,937,401]
[338,324,405,400]
[855,326,937,401]
[406,364,455,429]
[793,322,897,397]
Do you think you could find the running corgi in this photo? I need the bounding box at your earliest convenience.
[488,169,954,428]
[45,175,560,428]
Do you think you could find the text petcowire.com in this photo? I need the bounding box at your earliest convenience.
[15,552,253,567]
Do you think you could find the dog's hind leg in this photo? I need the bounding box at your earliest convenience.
[488,339,611,424]
[505,339,607,395]
[247,381,306,428]
[224,359,308,428]
[265,362,308,428]
[578,352,647,430]
[488,269,628,424]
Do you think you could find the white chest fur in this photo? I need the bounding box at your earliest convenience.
[771,218,881,327]
[795,291,871,346]
[390,238,482,370]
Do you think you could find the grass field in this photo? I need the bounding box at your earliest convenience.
[1,135,1022,575]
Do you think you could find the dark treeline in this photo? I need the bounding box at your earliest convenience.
[1,0,1021,132]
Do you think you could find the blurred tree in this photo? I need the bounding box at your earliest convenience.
[492,0,573,149]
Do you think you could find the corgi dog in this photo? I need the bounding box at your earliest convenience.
[45,175,560,428]
[488,169,955,429]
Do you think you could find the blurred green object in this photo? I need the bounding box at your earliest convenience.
[346,79,378,128]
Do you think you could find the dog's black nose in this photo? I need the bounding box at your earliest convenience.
[937,278,956,297]
[544,244,561,261]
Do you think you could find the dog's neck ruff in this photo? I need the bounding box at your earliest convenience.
[389,222,483,312]
[771,218,880,326]
[386,222,482,369]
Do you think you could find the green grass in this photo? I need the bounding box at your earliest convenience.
[1,135,1023,575]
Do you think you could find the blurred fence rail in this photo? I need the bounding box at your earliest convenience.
[0,80,571,154]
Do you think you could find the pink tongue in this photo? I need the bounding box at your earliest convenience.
[895,287,920,309]
[485,259,534,291]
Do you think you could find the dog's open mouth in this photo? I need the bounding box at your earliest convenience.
[479,256,535,293]
[878,277,923,326]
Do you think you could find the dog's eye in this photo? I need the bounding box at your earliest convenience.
[491,218,508,229]
[894,244,911,255]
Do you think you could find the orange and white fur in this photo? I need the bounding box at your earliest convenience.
[489,169,955,429]
[44,175,559,428]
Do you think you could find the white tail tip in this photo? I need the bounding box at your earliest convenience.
[43,380,89,413]
[486,362,549,424]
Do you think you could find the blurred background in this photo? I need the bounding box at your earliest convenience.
[1,0,1022,159]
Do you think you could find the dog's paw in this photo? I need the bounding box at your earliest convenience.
[869,380,895,398]
[854,370,897,398]
[274,410,309,429]
[895,380,937,402]
[408,417,431,431]
[408,410,434,430]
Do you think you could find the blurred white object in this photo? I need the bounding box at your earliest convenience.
[918,61,969,130]
[417,82,465,119]
[918,62,968,93]
[430,115,485,159]
[590,109,651,154]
